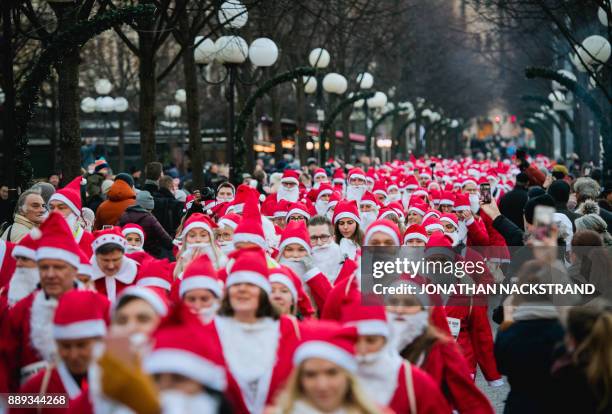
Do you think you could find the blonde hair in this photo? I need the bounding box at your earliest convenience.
[172,229,224,279]
[275,362,381,414]
[568,301,612,412]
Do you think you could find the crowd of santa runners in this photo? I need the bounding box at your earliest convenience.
[0,151,611,414]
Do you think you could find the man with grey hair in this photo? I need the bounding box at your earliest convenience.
[574,177,612,230]
[1,189,46,242]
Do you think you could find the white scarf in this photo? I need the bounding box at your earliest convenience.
[30,291,58,362]
[215,316,279,414]
[357,347,402,405]
[8,267,40,306]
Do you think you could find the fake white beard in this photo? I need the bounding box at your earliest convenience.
[277,185,299,203]
[346,185,366,202]
[339,238,358,260]
[360,211,378,230]
[8,267,40,306]
[315,200,329,216]
[325,209,334,221]
[469,194,480,214]
[198,301,220,324]
[356,347,401,406]
[30,291,58,362]
[160,391,220,414]
[184,243,217,264]
[279,257,307,277]
[311,243,343,283]
[457,221,468,245]
[388,193,401,203]
[126,245,143,254]
[66,213,79,231]
[445,231,460,247]
[218,241,235,255]
[387,310,429,352]
[402,192,412,210]
[217,196,234,203]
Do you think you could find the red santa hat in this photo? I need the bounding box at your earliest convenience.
[286,202,312,222]
[144,307,226,391]
[423,209,441,222]
[77,248,93,279]
[332,200,361,226]
[122,223,145,241]
[136,259,173,291]
[269,266,314,317]
[424,232,455,259]
[180,254,222,298]
[226,247,270,294]
[422,217,444,233]
[279,220,312,254]
[327,191,342,210]
[48,176,83,216]
[387,201,405,219]
[34,212,83,268]
[293,321,358,373]
[412,187,428,198]
[281,170,300,185]
[439,191,455,206]
[364,219,400,246]
[429,189,441,205]
[403,224,428,244]
[180,213,217,240]
[407,199,427,216]
[439,213,459,230]
[347,167,366,182]
[340,302,389,338]
[217,213,241,231]
[332,168,345,183]
[11,234,37,261]
[53,290,109,339]
[92,227,128,252]
[365,168,378,185]
[462,177,477,188]
[313,183,333,201]
[359,191,379,208]
[404,175,419,190]
[232,192,267,250]
[313,168,327,180]
[372,181,387,198]
[453,193,471,212]
[116,285,169,316]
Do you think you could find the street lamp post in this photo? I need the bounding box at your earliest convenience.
[81,79,128,170]
[194,1,278,182]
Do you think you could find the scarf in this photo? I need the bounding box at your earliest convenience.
[512,302,559,321]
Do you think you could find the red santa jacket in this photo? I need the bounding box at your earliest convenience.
[420,339,494,414]
[205,315,301,414]
[91,256,139,301]
[76,230,93,259]
[301,267,332,313]
[0,240,16,289]
[11,362,84,414]
[465,216,489,246]
[479,211,510,263]
[388,362,452,414]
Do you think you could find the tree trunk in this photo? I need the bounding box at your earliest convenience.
[179,14,203,189]
[295,78,308,166]
[118,114,125,172]
[139,30,157,167]
[56,47,81,182]
[269,88,283,163]
[50,78,59,173]
[342,108,351,164]
[1,0,17,187]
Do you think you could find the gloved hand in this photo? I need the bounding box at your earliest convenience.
[301,254,316,271]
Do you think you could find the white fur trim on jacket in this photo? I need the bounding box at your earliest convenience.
[30,291,58,362]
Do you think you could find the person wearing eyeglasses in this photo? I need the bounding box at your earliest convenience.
[308,215,343,284]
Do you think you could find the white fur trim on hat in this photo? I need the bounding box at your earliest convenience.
[144,349,226,392]
[122,227,145,241]
[137,277,172,291]
[408,206,426,216]
[359,199,377,207]
[181,221,213,240]
[439,217,458,229]
[269,273,297,302]
[180,276,222,298]
[218,219,238,231]
[49,193,80,216]
[348,173,366,182]
[281,177,299,185]
[314,171,327,179]
[439,199,454,206]
[36,246,80,269]
[279,237,311,255]
[78,263,93,277]
[226,270,271,294]
[119,286,168,316]
[379,210,399,221]
[12,245,36,261]
[462,179,477,187]
[286,208,311,221]
[403,232,428,244]
[453,205,470,212]
[294,341,357,373]
[333,212,361,227]
[351,319,389,338]
[92,234,127,252]
[53,319,106,340]
[365,225,400,246]
[317,189,333,199]
[424,223,444,233]
[232,233,267,250]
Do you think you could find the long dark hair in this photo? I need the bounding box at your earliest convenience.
[217,286,280,320]
[334,220,364,246]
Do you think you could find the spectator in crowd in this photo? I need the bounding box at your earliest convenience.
[143,162,163,196]
[151,176,183,241]
[568,230,612,301]
[574,177,612,230]
[499,172,529,230]
[550,300,612,413]
[29,182,56,204]
[0,184,15,227]
[495,260,565,414]
[119,190,173,257]
[1,189,46,242]
[94,179,136,230]
[548,179,581,231]
[47,174,60,189]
